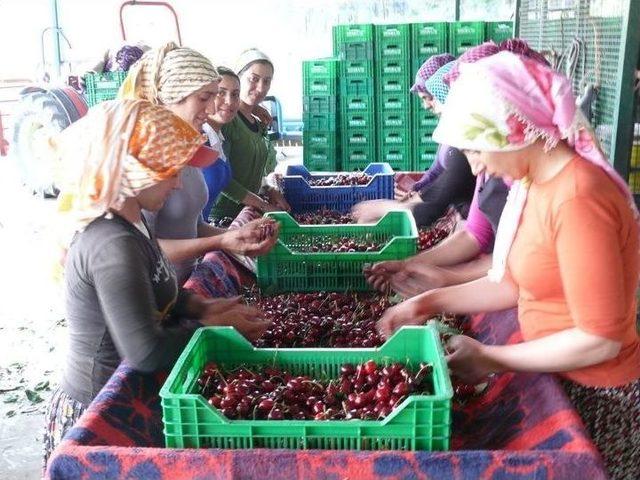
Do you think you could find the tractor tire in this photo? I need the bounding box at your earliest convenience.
[12,87,86,197]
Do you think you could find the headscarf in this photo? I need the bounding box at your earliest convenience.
[444,41,501,86]
[410,53,455,94]
[234,48,274,76]
[499,38,550,67]
[118,42,220,104]
[432,51,638,281]
[54,99,213,244]
[424,61,455,105]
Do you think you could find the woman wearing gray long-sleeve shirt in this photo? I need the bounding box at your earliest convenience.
[43,100,270,470]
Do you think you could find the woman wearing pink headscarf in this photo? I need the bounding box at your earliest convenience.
[377,52,640,478]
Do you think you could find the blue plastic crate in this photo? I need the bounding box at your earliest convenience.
[283,162,395,213]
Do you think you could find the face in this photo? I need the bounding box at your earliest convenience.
[136,173,182,212]
[166,82,219,130]
[462,149,528,182]
[211,74,240,124]
[418,91,437,112]
[239,62,273,106]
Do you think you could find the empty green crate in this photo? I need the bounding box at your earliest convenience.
[375,24,411,59]
[381,111,410,129]
[340,41,375,61]
[160,325,453,450]
[378,57,412,77]
[341,94,375,114]
[378,93,409,114]
[343,129,375,147]
[342,144,377,171]
[485,21,513,44]
[411,22,449,73]
[377,75,410,95]
[303,145,339,172]
[304,112,339,131]
[379,127,411,147]
[341,59,375,77]
[378,145,412,171]
[303,58,340,78]
[333,24,375,54]
[344,110,376,130]
[414,128,439,148]
[303,77,338,96]
[341,77,375,96]
[303,95,338,116]
[412,97,438,128]
[449,21,486,55]
[413,150,438,171]
[257,211,417,292]
[83,71,128,107]
[304,130,338,151]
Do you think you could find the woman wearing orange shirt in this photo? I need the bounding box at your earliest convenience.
[377,52,640,479]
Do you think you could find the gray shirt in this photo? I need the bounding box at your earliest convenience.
[143,166,208,285]
[62,214,194,406]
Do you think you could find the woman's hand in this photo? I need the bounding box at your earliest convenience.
[445,335,495,384]
[364,260,405,292]
[376,297,431,339]
[199,296,271,342]
[389,263,448,298]
[220,218,279,256]
[352,199,405,224]
[265,187,291,212]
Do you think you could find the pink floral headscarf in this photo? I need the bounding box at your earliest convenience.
[433,51,637,281]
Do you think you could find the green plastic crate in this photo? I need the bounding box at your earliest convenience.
[303,130,338,152]
[375,24,411,60]
[257,211,416,292]
[303,145,339,172]
[412,97,438,129]
[303,76,338,96]
[303,58,340,78]
[160,325,453,450]
[340,41,375,61]
[343,129,375,147]
[411,22,449,73]
[377,75,410,95]
[303,95,338,116]
[333,24,375,55]
[341,94,375,115]
[379,145,412,171]
[449,21,486,55]
[344,110,376,130]
[83,71,128,107]
[413,151,437,171]
[341,77,375,96]
[341,59,375,77]
[485,21,513,44]
[342,144,377,171]
[381,111,410,129]
[304,112,339,131]
[378,92,409,114]
[413,134,440,171]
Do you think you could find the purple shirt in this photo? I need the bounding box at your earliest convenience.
[412,144,450,192]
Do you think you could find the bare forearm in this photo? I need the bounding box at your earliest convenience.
[482,328,621,373]
[197,222,226,237]
[414,275,519,316]
[415,230,482,267]
[438,254,492,287]
[158,237,225,264]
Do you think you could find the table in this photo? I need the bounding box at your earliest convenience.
[46,251,608,479]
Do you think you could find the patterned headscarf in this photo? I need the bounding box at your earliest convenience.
[444,41,501,85]
[410,53,455,94]
[424,61,455,105]
[432,51,637,281]
[119,42,220,104]
[54,99,209,244]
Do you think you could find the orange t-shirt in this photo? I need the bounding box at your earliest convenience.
[508,156,640,387]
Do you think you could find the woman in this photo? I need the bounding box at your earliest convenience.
[201,67,239,222]
[44,100,271,466]
[378,52,640,479]
[210,48,290,222]
[119,43,279,285]
[352,60,476,228]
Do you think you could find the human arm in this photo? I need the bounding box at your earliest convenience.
[158,217,280,263]
[464,175,496,253]
[445,328,622,384]
[376,274,519,338]
[412,152,446,192]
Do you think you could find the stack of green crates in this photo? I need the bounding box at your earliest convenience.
[375,24,412,171]
[302,58,340,171]
[449,21,486,56]
[333,24,377,170]
[485,21,514,44]
[410,22,448,171]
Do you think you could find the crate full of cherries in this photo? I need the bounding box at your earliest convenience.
[160,325,453,451]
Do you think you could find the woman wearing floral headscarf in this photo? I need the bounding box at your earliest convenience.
[43,100,271,468]
[120,43,279,285]
[377,52,640,478]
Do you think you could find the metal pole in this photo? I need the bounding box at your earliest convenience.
[611,0,640,178]
[514,0,521,36]
[454,0,460,21]
[50,0,62,79]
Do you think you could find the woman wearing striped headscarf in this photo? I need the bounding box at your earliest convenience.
[377,52,640,478]
[120,43,279,285]
[44,100,271,469]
